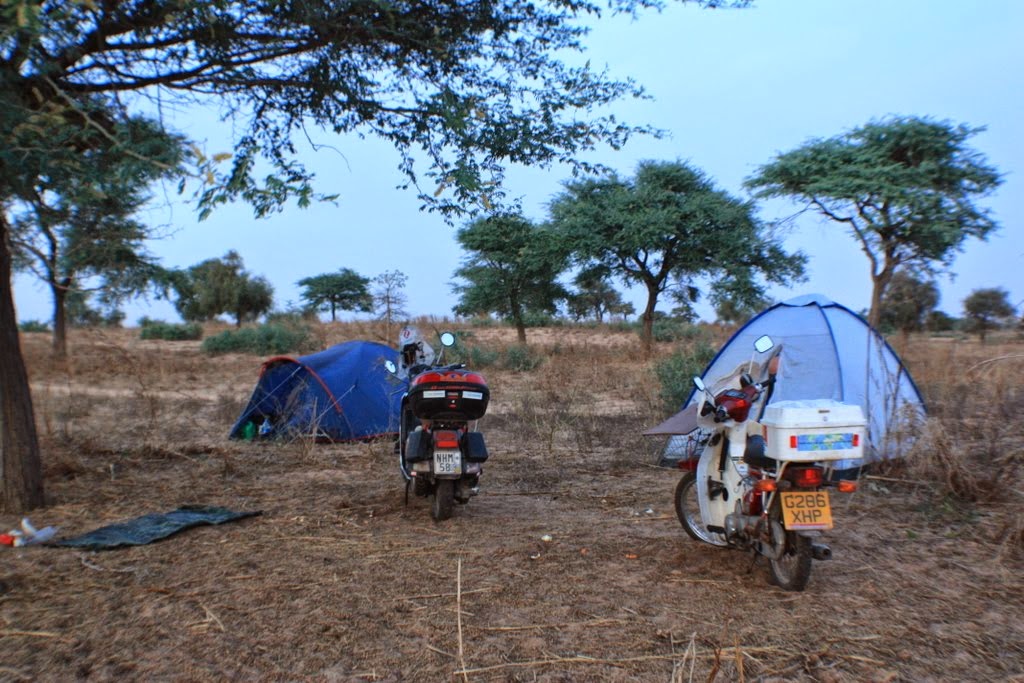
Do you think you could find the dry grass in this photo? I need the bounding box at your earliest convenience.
[1,324,1022,681]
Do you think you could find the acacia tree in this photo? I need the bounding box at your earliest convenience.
[746,116,1002,328]
[452,214,569,343]
[879,270,939,342]
[298,269,372,322]
[0,0,743,512]
[567,268,632,323]
[172,251,274,327]
[373,270,409,342]
[963,287,1014,342]
[8,117,185,357]
[549,160,805,353]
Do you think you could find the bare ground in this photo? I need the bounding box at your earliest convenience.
[2,325,1022,682]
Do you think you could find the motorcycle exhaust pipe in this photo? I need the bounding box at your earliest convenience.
[811,543,832,561]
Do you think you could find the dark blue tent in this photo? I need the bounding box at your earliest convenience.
[229,341,402,441]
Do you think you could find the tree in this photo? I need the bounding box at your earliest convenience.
[879,270,939,341]
[746,116,1002,329]
[566,268,630,323]
[172,251,274,327]
[549,160,805,353]
[0,0,742,513]
[373,270,409,343]
[963,287,1015,342]
[298,269,373,322]
[714,291,770,326]
[452,214,569,343]
[8,117,186,357]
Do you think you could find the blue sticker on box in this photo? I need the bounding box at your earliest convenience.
[796,433,855,451]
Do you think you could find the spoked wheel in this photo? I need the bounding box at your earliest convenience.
[431,479,455,521]
[674,472,726,546]
[767,510,813,591]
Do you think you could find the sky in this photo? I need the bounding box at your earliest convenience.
[12,0,1024,327]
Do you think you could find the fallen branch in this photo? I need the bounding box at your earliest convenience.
[453,647,783,676]
[397,587,494,602]
[456,559,468,683]
[0,629,63,639]
[479,618,629,633]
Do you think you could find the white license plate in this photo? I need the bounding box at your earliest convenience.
[433,450,462,475]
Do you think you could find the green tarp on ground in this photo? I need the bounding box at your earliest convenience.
[52,505,261,550]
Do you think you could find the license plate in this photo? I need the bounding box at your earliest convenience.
[433,449,462,475]
[780,491,833,530]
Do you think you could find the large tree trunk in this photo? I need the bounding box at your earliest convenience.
[0,216,45,512]
[52,279,69,359]
[640,285,659,356]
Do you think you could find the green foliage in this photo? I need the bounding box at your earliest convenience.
[452,213,570,343]
[963,287,1015,341]
[655,341,719,412]
[201,323,313,356]
[18,320,50,333]
[297,269,372,322]
[139,321,203,341]
[925,310,959,333]
[172,251,274,326]
[550,160,805,351]
[879,271,940,335]
[502,345,545,372]
[746,116,1002,327]
[567,268,633,322]
[648,319,709,344]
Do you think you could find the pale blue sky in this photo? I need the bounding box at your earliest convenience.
[13,0,1023,325]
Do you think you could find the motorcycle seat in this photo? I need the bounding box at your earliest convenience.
[742,434,778,471]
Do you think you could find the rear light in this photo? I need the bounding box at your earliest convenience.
[433,430,460,449]
[837,480,858,493]
[753,478,777,492]
[789,435,798,449]
[852,433,860,447]
[787,466,824,489]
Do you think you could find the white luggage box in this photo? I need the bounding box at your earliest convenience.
[761,400,866,462]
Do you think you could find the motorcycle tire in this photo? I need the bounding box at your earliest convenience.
[413,476,431,497]
[673,472,726,546]
[767,508,813,591]
[431,479,455,521]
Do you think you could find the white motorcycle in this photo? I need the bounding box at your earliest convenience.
[674,335,865,591]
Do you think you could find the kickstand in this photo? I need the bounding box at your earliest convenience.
[745,550,759,574]
[404,479,411,506]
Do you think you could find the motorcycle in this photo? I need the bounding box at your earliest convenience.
[673,335,865,591]
[386,332,491,521]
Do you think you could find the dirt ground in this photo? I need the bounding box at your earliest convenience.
[2,325,1022,682]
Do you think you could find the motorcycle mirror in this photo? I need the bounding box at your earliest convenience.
[754,335,774,354]
[440,332,456,347]
[384,360,397,375]
[692,376,706,393]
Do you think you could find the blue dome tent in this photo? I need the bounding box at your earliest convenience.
[229,341,402,442]
[659,294,926,469]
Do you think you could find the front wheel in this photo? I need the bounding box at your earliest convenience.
[431,479,455,521]
[768,513,813,591]
[674,472,725,546]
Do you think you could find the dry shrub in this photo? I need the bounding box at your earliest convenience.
[902,419,982,501]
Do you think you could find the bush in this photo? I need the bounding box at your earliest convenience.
[654,341,717,412]
[647,318,707,343]
[18,320,50,333]
[201,323,312,355]
[140,321,203,341]
[502,344,544,372]
[519,311,565,328]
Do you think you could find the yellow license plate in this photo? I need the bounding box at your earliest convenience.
[780,491,833,530]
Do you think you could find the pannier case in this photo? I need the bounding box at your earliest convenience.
[408,369,490,421]
[760,400,866,462]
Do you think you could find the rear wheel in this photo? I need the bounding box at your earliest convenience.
[674,472,725,546]
[768,509,813,591]
[431,479,455,521]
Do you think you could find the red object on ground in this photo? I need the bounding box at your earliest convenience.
[0,534,16,546]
